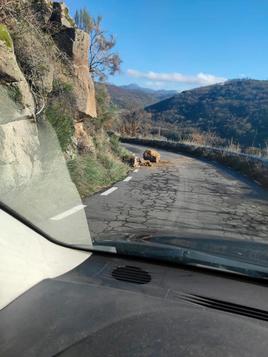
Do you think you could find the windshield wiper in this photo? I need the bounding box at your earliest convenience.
[93,240,268,280]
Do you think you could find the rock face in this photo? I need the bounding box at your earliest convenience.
[0,26,35,119]
[0,25,41,191]
[74,122,95,153]
[51,6,97,118]
[50,2,74,28]
[0,118,41,191]
[143,149,161,163]
[0,1,98,190]
[72,29,97,118]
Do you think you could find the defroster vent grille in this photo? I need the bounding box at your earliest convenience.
[112,265,151,284]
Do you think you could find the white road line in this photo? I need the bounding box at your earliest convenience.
[133,169,139,173]
[101,187,118,196]
[50,204,87,221]
[123,176,132,182]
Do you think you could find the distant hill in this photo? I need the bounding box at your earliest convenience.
[146,79,268,146]
[106,83,177,111]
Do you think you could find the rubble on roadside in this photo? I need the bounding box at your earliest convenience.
[125,149,161,169]
[137,158,152,167]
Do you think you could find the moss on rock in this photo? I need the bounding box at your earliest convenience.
[64,7,75,26]
[6,85,23,104]
[0,24,13,50]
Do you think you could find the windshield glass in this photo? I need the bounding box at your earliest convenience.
[1,0,268,274]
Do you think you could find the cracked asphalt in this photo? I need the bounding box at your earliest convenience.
[84,143,268,243]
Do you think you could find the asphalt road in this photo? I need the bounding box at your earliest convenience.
[84,143,268,243]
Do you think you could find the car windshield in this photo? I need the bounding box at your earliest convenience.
[1,0,268,276]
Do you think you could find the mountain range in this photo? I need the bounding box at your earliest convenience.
[106,83,177,111]
[146,79,268,147]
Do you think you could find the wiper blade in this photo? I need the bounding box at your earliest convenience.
[93,240,268,280]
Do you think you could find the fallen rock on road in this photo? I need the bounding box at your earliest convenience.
[138,158,152,167]
[129,155,139,168]
[143,149,161,163]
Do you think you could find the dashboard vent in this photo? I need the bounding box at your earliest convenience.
[181,294,268,322]
[112,265,151,284]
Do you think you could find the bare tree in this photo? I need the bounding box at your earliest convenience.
[74,8,121,81]
[119,110,152,137]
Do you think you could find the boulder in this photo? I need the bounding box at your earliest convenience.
[143,149,160,163]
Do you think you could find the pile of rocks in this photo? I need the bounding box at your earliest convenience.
[137,158,152,167]
[128,149,161,168]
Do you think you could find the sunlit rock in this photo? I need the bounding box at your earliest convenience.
[143,149,161,163]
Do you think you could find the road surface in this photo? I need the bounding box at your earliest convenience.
[84,143,268,243]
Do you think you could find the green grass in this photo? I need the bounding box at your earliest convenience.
[68,151,129,197]
[0,24,13,49]
[46,103,74,151]
[110,134,133,160]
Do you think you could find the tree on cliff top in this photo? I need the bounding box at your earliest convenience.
[74,8,121,81]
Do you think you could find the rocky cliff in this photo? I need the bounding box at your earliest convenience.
[0,24,40,189]
[0,0,97,190]
[51,2,97,118]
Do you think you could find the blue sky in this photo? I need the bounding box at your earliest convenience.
[65,0,268,90]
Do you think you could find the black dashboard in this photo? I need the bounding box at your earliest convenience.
[1,253,268,356]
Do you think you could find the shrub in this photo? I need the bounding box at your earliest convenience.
[52,80,73,95]
[45,103,74,151]
[110,133,132,160]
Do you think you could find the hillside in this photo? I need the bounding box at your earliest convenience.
[106,83,176,111]
[146,79,268,147]
[0,0,130,197]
